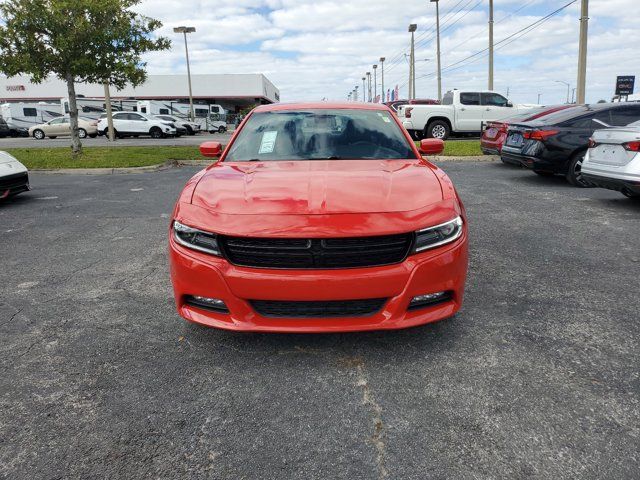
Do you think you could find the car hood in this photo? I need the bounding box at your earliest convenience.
[191,159,443,215]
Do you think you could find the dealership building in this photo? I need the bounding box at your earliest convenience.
[0,73,280,113]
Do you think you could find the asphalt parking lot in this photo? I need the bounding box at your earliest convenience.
[0,130,233,148]
[1,161,639,479]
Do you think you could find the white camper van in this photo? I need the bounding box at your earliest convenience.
[0,101,66,128]
[136,101,227,132]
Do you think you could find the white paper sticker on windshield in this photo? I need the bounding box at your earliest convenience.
[382,116,391,123]
[259,131,278,154]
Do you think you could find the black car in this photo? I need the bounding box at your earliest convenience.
[0,118,9,137]
[0,118,29,138]
[500,102,640,186]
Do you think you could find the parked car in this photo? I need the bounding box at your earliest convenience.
[7,122,29,137]
[501,102,640,186]
[0,151,29,199]
[154,114,201,135]
[397,89,538,140]
[169,103,468,333]
[29,116,98,140]
[208,120,227,133]
[481,105,573,156]
[97,112,176,139]
[582,120,640,199]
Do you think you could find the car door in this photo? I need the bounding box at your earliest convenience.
[481,92,513,123]
[456,92,485,131]
[44,117,66,135]
[127,113,148,134]
[111,112,128,133]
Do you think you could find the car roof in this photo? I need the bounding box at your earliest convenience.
[253,102,391,112]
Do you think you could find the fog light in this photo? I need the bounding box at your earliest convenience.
[408,291,451,310]
[185,295,229,313]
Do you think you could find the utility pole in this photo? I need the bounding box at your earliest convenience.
[366,71,371,102]
[488,0,494,90]
[380,57,385,103]
[408,24,417,100]
[576,0,588,104]
[571,88,576,103]
[373,64,378,103]
[430,0,442,101]
[103,82,115,142]
[173,26,196,121]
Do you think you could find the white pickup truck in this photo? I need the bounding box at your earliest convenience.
[397,89,537,140]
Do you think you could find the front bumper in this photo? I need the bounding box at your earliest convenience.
[169,232,468,333]
[0,171,30,198]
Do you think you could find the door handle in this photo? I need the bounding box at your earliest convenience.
[485,108,491,111]
[460,108,466,111]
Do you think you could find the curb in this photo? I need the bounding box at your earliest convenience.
[431,155,498,162]
[31,159,181,175]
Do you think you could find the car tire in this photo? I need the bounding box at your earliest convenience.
[533,170,554,176]
[185,126,194,135]
[426,120,450,140]
[104,128,121,139]
[565,151,593,187]
[150,127,163,139]
[33,129,45,140]
[78,128,87,139]
[89,134,97,138]
[623,191,640,200]
[218,126,227,133]
[49,136,57,139]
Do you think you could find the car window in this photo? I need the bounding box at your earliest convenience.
[481,93,508,107]
[113,112,126,119]
[441,93,453,105]
[460,93,480,106]
[23,108,37,117]
[49,118,64,125]
[225,109,417,161]
[128,113,146,121]
[610,105,640,126]
[159,108,170,115]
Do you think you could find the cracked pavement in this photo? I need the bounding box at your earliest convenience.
[1,161,639,479]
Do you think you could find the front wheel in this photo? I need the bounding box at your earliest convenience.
[78,128,87,139]
[426,120,450,140]
[565,151,593,187]
[33,129,45,140]
[185,126,194,135]
[150,127,163,139]
[218,126,227,133]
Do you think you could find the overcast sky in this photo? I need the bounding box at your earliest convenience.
[135,0,639,105]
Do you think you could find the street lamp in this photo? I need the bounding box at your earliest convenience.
[174,26,196,121]
[372,64,378,103]
[379,57,386,103]
[408,24,417,100]
[430,0,442,101]
[354,85,359,102]
[362,76,366,103]
[366,71,371,102]
[554,80,571,104]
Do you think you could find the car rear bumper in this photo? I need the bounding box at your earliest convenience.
[582,172,640,195]
[500,150,560,172]
[169,233,468,333]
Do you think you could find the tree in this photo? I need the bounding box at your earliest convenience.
[0,0,170,155]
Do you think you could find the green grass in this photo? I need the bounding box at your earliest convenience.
[416,139,482,156]
[5,146,202,169]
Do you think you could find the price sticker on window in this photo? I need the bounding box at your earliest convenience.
[259,131,278,154]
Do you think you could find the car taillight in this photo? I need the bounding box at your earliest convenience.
[622,141,640,152]
[405,107,413,118]
[587,138,598,148]
[523,129,559,141]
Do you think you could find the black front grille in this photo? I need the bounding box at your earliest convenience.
[0,172,29,193]
[250,298,387,318]
[219,233,414,269]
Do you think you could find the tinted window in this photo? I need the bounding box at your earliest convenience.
[211,106,220,113]
[225,109,417,161]
[442,93,453,105]
[128,113,145,121]
[481,93,508,107]
[610,105,640,126]
[159,108,170,115]
[195,108,209,118]
[460,93,480,105]
[23,108,37,117]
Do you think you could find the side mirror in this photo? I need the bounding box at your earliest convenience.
[200,141,222,158]
[419,138,444,155]
[506,101,513,107]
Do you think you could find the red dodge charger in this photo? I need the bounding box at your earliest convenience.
[169,103,468,333]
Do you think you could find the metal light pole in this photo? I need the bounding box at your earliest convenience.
[380,57,385,103]
[366,72,371,102]
[537,93,542,104]
[408,24,417,100]
[354,85,359,102]
[430,0,442,101]
[576,0,589,104]
[555,80,571,103]
[362,76,366,102]
[373,64,378,103]
[173,26,196,121]
[488,0,494,90]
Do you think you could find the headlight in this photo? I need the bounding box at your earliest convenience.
[173,221,221,256]
[414,216,463,252]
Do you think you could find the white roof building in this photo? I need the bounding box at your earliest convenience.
[0,74,280,112]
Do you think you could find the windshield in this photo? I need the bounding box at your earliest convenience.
[224,109,417,161]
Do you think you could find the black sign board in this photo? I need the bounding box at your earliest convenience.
[615,76,635,96]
